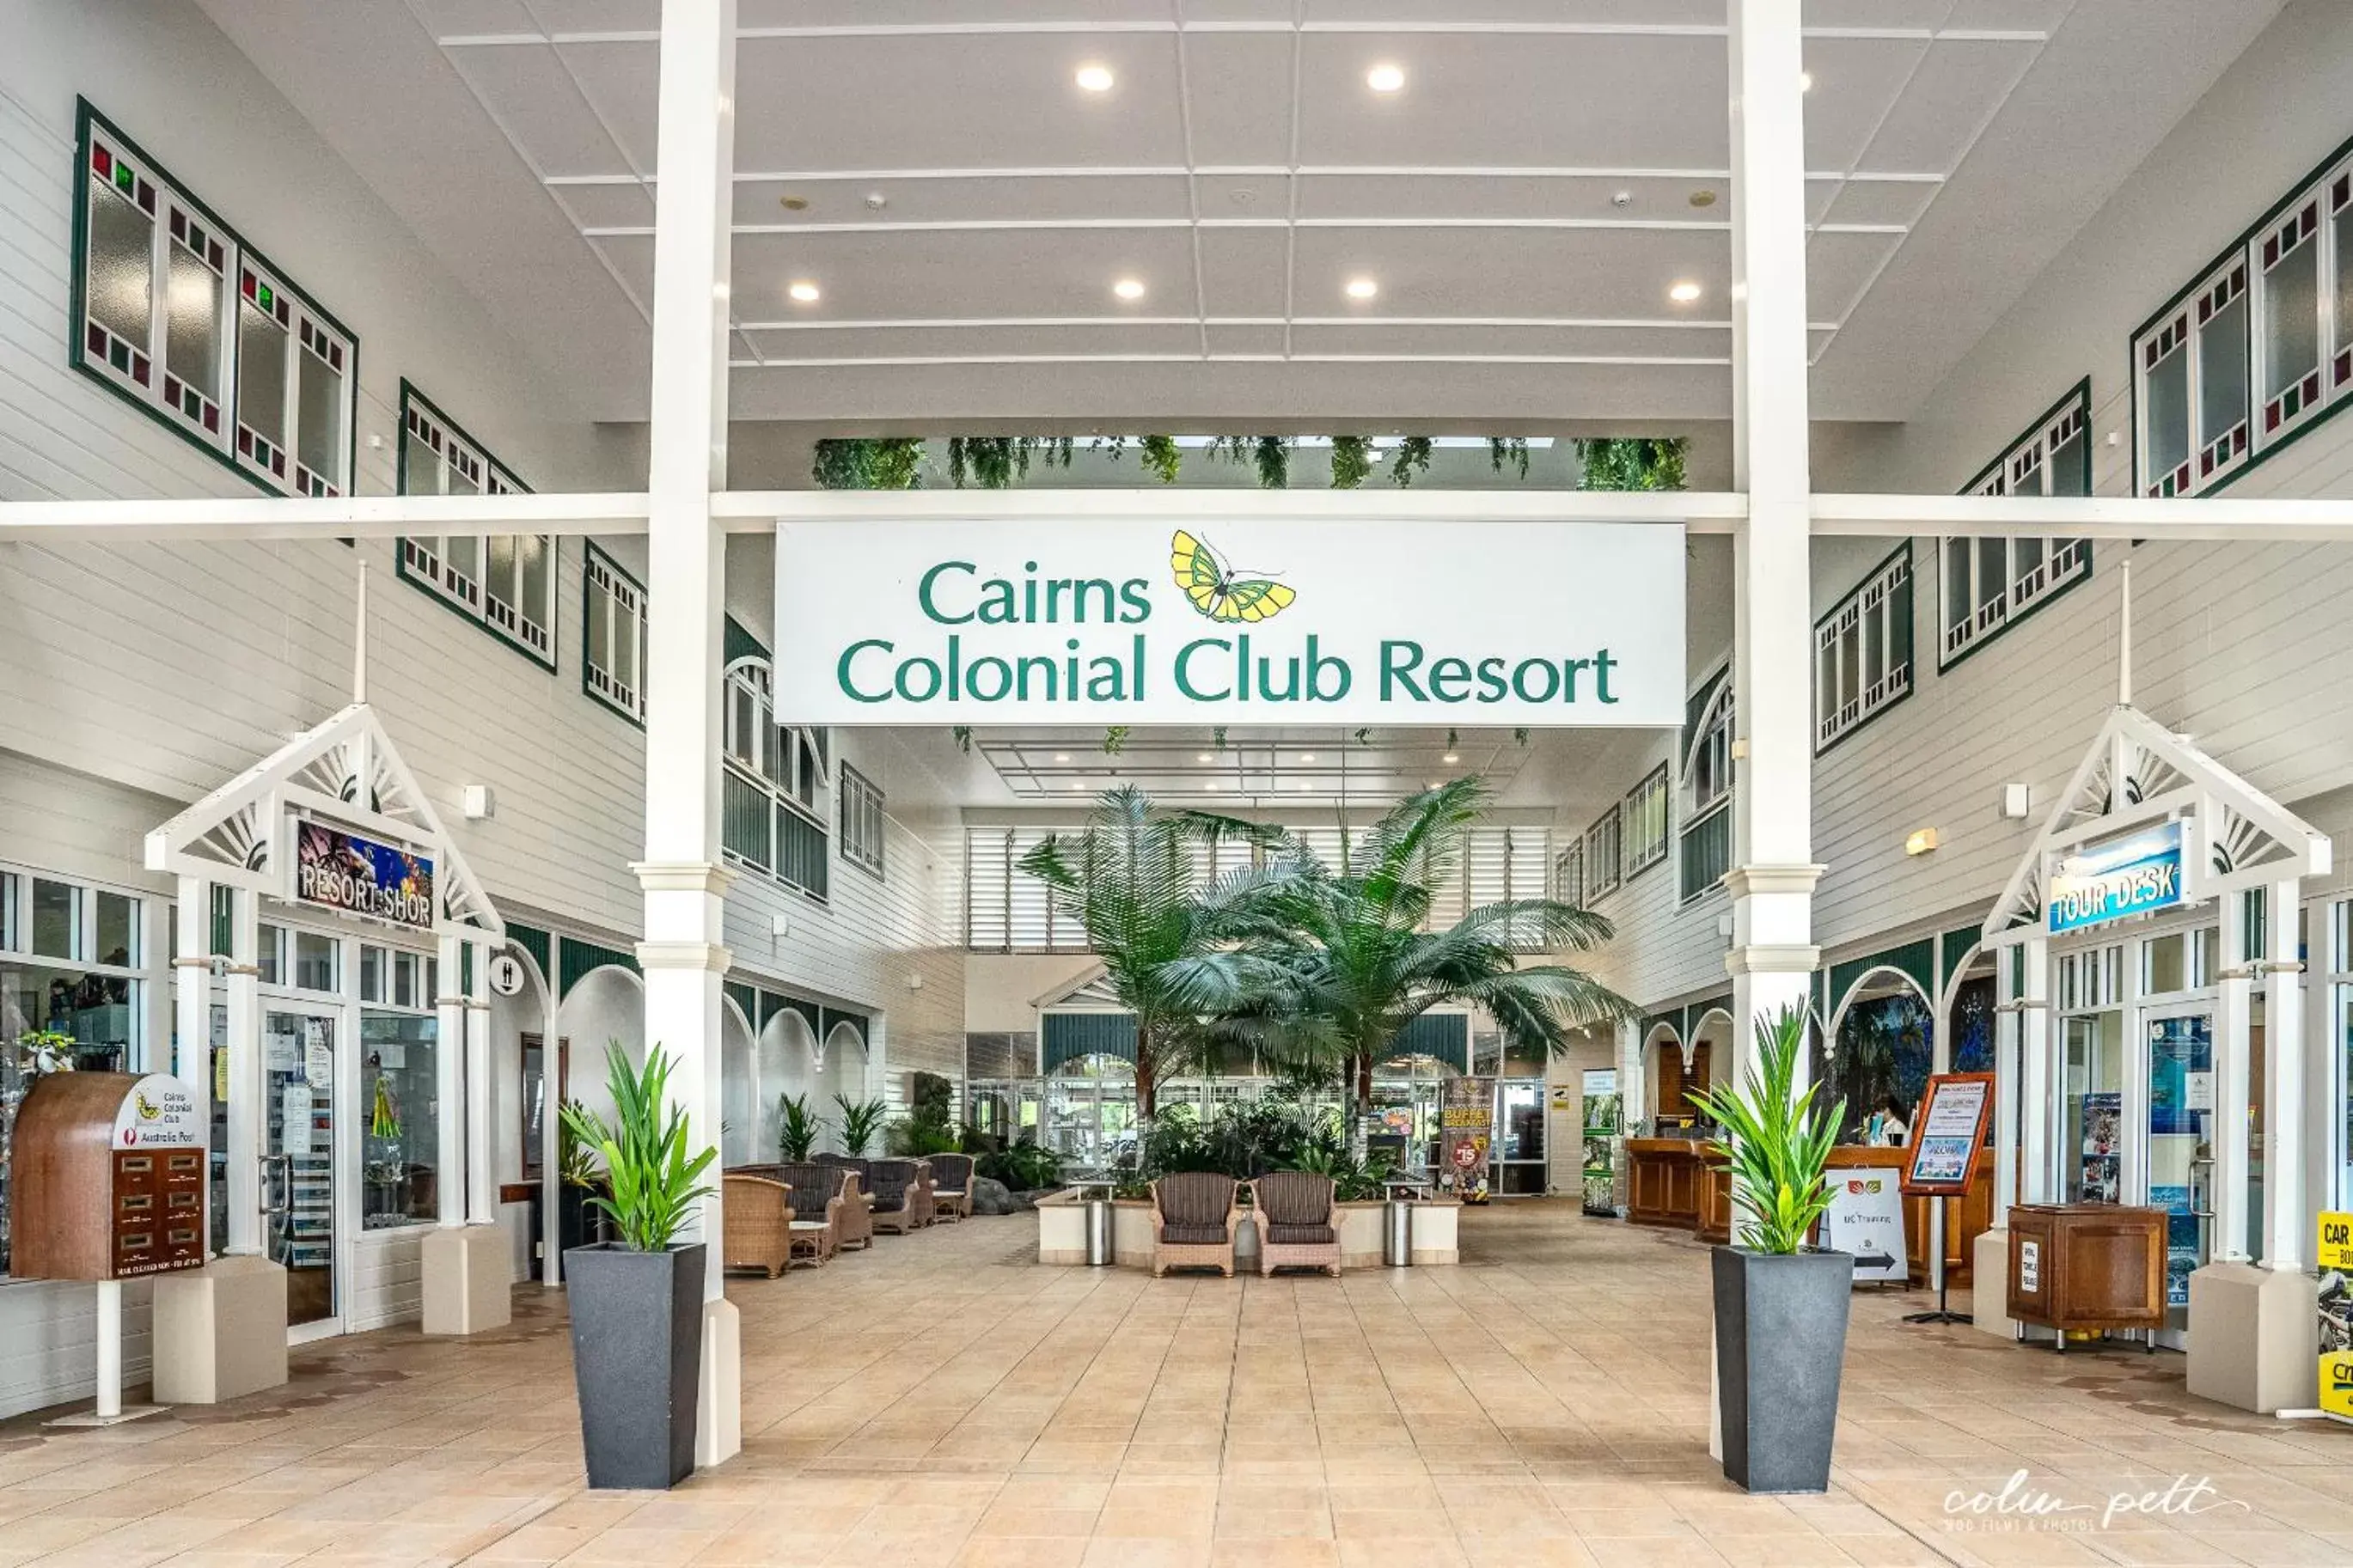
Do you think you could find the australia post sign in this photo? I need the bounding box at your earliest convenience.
[773,517,1685,727]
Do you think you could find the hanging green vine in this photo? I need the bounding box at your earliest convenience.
[810,436,926,490]
[1212,726,1228,750]
[1101,726,1131,755]
[1140,435,1183,484]
[950,726,974,754]
[1329,434,1374,489]
[1388,436,1433,486]
[1575,436,1688,491]
[1488,436,1531,479]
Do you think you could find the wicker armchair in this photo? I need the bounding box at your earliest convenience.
[865,1158,934,1234]
[927,1153,975,1222]
[720,1172,794,1279]
[1149,1172,1243,1278]
[834,1170,875,1251]
[1250,1172,1342,1278]
[773,1161,855,1266]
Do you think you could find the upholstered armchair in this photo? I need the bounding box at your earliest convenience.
[720,1172,794,1278]
[1250,1172,1342,1278]
[927,1153,975,1222]
[865,1158,933,1234]
[1148,1172,1243,1278]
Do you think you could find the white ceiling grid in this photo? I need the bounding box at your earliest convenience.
[413,0,2076,414]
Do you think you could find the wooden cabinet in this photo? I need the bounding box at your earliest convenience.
[9,1073,207,1281]
[2006,1204,2167,1338]
[1628,1138,1714,1229]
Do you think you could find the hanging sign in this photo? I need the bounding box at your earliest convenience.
[110,1074,203,1149]
[773,518,1686,727]
[1821,1171,1908,1283]
[488,949,528,998]
[2319,1212,2353,1426]
[2045,821,2185,934]
[1439,1076,1496,1204]
[1901,1073,1994,1196]
[295,821,436,931]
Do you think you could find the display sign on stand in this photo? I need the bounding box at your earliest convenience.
[1580,1069,1621,1217]
[1900,1073,1995,1326]
[1439,1076,1496,1204]
[1822,1172,1908,1283]
[2319,1211,2353,1426]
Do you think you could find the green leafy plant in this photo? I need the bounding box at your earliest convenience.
[1101,725,1131,754]
[976,1136,1063,1192]
[777,1092,825,1162]
[1685,1007,1845,1254]
[834,1095,889,1156]
[951,726,975,753]
[14,1028,77,1075]
[1140,434,1183,484]
[1288,1144,1398,1202]
[557,1098,604,1189]
[1488,436,1531,478]
[1575,436,1688,491]
[557,1044,716,1252]
[888,1072,960,1156]
[810,436,926,490]
[1388,435,1433,486]
[1329,434,1374,489]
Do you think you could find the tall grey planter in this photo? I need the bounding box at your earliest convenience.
[565,1242,706,1490]
[1711,1246,1854,1493]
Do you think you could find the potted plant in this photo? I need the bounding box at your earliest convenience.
[1686,1005,1852,1494]
[833,1094,889,1156]
[776,1092,824,1162]
[559,1043,717,1491]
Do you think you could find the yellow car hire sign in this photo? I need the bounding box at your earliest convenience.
[2319,1212,2353,1425]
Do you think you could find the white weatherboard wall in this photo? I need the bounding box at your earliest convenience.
[0,1,965,1412]
[1593,0,2353,1008]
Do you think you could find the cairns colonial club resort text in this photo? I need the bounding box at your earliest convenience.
[828,557,1629,710]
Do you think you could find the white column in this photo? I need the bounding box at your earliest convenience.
[2263,878,2304,1269]
[639,0,741,1471]
[225,888,262,1255]
[466,943,497,1223]
[1991,945,2020,1223]
[2017,937,2050,1205]
[2216,894,2252,1260]
[174,876,212,1254]
[436,933,468,1226]
[541,977,563,1286]
[1724,0,1819,1078]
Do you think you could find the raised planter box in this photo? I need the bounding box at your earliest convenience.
[1035,1190,1458,1269]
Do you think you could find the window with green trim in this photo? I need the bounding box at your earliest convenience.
[721,656,830,900]
[1583,805,1622,903]
[1623,765,1669,879]
[72,102,354,498]
[1678,665,1733,904]
[839,764,885,880]
[396,386,554,668]
[2133,141,2353,498]
[582,544,645,723]
[1944,383,2092,668]
[1815,544,1912,751]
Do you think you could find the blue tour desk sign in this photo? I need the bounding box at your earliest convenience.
[772,517,1687,727]
[2045,821,2185,935]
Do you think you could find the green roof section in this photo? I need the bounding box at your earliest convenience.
[1043,1010,1138,1071]
[1827,937,1936,1023]
[558,937,640,998]
[724,614,768,666]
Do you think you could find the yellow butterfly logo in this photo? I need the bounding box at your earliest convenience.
[1170,530,1296,623]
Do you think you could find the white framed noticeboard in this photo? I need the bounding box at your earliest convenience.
[1903,1073,1994,1196]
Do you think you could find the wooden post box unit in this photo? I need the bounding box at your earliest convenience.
[11,1072,207,1282]
[2006,1203,2167,1349]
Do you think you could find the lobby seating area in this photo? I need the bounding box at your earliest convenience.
[722,1158,932,1273]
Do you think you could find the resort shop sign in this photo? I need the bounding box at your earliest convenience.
[773,518,1684,726]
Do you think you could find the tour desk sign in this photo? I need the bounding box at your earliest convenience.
[295,821,437,931]
[773,518,1686,726]
[2046,821,2185,935]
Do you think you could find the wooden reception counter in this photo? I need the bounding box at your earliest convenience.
[1629,1138,1995,1285]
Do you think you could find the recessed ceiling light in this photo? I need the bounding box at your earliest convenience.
[1197,753,1214,763]
[1366,63,1406,93]
[1345,277,1378,301]
[1075,64,1115,93]
[1203,780,1219,791]
[1443,753,1459,764]
[779,195,809,211]
[1054,753,1070,762]
[1299,753,1316,763]
[1669,280,1703,304]
[1114,278,1146,302]
[788,280,822,303]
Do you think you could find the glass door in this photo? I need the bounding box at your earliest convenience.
[2063,1010,2124,1203]
[1494,1079,1548,1195]
[265,1006,339,1337]
[2142,1010,2215,1339]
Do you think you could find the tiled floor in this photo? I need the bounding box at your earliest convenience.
[4,1203,2351,1567]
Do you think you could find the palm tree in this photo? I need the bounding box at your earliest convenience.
[1018,786,1294,1128]
[1245,778,1643,1151]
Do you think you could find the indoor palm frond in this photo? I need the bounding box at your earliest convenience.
[1685,1007,1845,1254]
[777,1091,825,1162]
[557,1042,716,1253]
[834,1095,889,1156]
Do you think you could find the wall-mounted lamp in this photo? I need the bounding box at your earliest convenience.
[1904,827,1939,857]
[770,912,791,939]
[1729,737,1750,760]
[906,973,925,991]
[461,784,496,821]
[1998,783,2030,820]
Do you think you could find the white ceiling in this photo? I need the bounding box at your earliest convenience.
[977,724,1534,805]
[197,0,2282,431]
